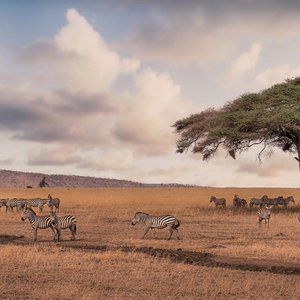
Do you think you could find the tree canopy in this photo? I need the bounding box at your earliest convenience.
[173,77,300,168]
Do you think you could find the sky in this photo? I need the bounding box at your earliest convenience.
[0,0,300,187]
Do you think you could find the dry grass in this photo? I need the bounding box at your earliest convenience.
[1,187,300,299]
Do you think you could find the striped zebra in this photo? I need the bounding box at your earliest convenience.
[275,196,295,208]
[131,212,180,240]
[233,195,247,207]
[26,198,48,213]
[49,211,76,242]
[249,195,267,208]
[263,195,283,206]
[257,205,272,226]
[6,198,20,212]
[47,194,60,212]
[210,196,226,208]
[21,206,56,242]
[0,199,8,211]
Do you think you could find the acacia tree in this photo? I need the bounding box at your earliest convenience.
[173,77,300,169]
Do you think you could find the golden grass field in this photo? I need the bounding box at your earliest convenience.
[1,187,300,299]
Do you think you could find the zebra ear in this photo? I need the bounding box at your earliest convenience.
[24,203,27,210]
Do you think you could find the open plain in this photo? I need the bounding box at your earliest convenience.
[1,187,300,299]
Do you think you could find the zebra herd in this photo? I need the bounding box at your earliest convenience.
[0,194,60,213]
[1,194,76,242]
[210,194,295,208]
[210,194,297,227]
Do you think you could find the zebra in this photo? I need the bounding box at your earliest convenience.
[257,205,272,226]
[263,195,283,206]
[49,211,76,242]
[233,195,247,207]
[274,196,295,208]
[210,196,226,208]
[249,195,267,208]
[26,198,49,213]
[0,199,8,211]
[47,194,60,212]
[6,198,20,212]
[21,206,56,242]
[131,212,180,240]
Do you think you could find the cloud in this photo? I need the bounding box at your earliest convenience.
[115,68,192,154]
[28,146,81,166]
[21,8,140,95]
[226,43,262,82]
[256,64,300,87]
[122,0,300,64]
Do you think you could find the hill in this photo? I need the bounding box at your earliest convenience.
[0,169,190,188]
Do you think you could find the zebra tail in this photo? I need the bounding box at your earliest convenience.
[172,219,180,229]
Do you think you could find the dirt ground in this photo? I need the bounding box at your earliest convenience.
[1,187,300,299]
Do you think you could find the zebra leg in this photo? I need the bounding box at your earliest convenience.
[50,226,58,242]
[142,227,150,239]
[174,228,180,240]
[167,228,173,240]
[70,224,76,241]
[33,228,37,242]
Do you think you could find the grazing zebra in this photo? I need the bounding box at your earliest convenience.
[275,196,295,208]
[233,195,247,207]
[49,211,76,242]
[47,194,61,212]
[210,196,226,208]
[257,205,272,226]
[131,212,180,240]
[21,206,56,242]
[249,195,267,208]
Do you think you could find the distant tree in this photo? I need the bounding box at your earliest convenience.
[173,77,300,169]
[39,176,49,188]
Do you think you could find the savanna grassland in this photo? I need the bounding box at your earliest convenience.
[1,187,300,299]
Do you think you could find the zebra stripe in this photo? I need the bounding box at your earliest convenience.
[21,207,56,241]
[257,205,272,226]
[210,196,226,208]
[131,212,180,240]
[25,198,48,212]
[50,211,76,242]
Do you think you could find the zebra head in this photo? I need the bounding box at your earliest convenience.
[131,212,148,225]
[21,206,35,221]
[47,194,52,207]
[210,196,215,203]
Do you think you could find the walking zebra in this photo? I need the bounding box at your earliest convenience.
[50,211,76,242]
[47,194,60,212]
[131,212,180,240]
[233,195,247,207]
[210,196,226,208]
[21,206,56,241]
[257,205,272,226]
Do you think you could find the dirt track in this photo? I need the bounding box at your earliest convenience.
[3,234,300,275]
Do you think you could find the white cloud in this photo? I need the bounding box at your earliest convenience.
[256,64,300,87]
[226,43,262,82]
[115,68,192,154]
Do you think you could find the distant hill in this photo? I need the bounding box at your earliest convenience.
[0,169,192,188]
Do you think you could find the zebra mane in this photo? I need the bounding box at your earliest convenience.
[26,207,36,215]
[135,211,149,216]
